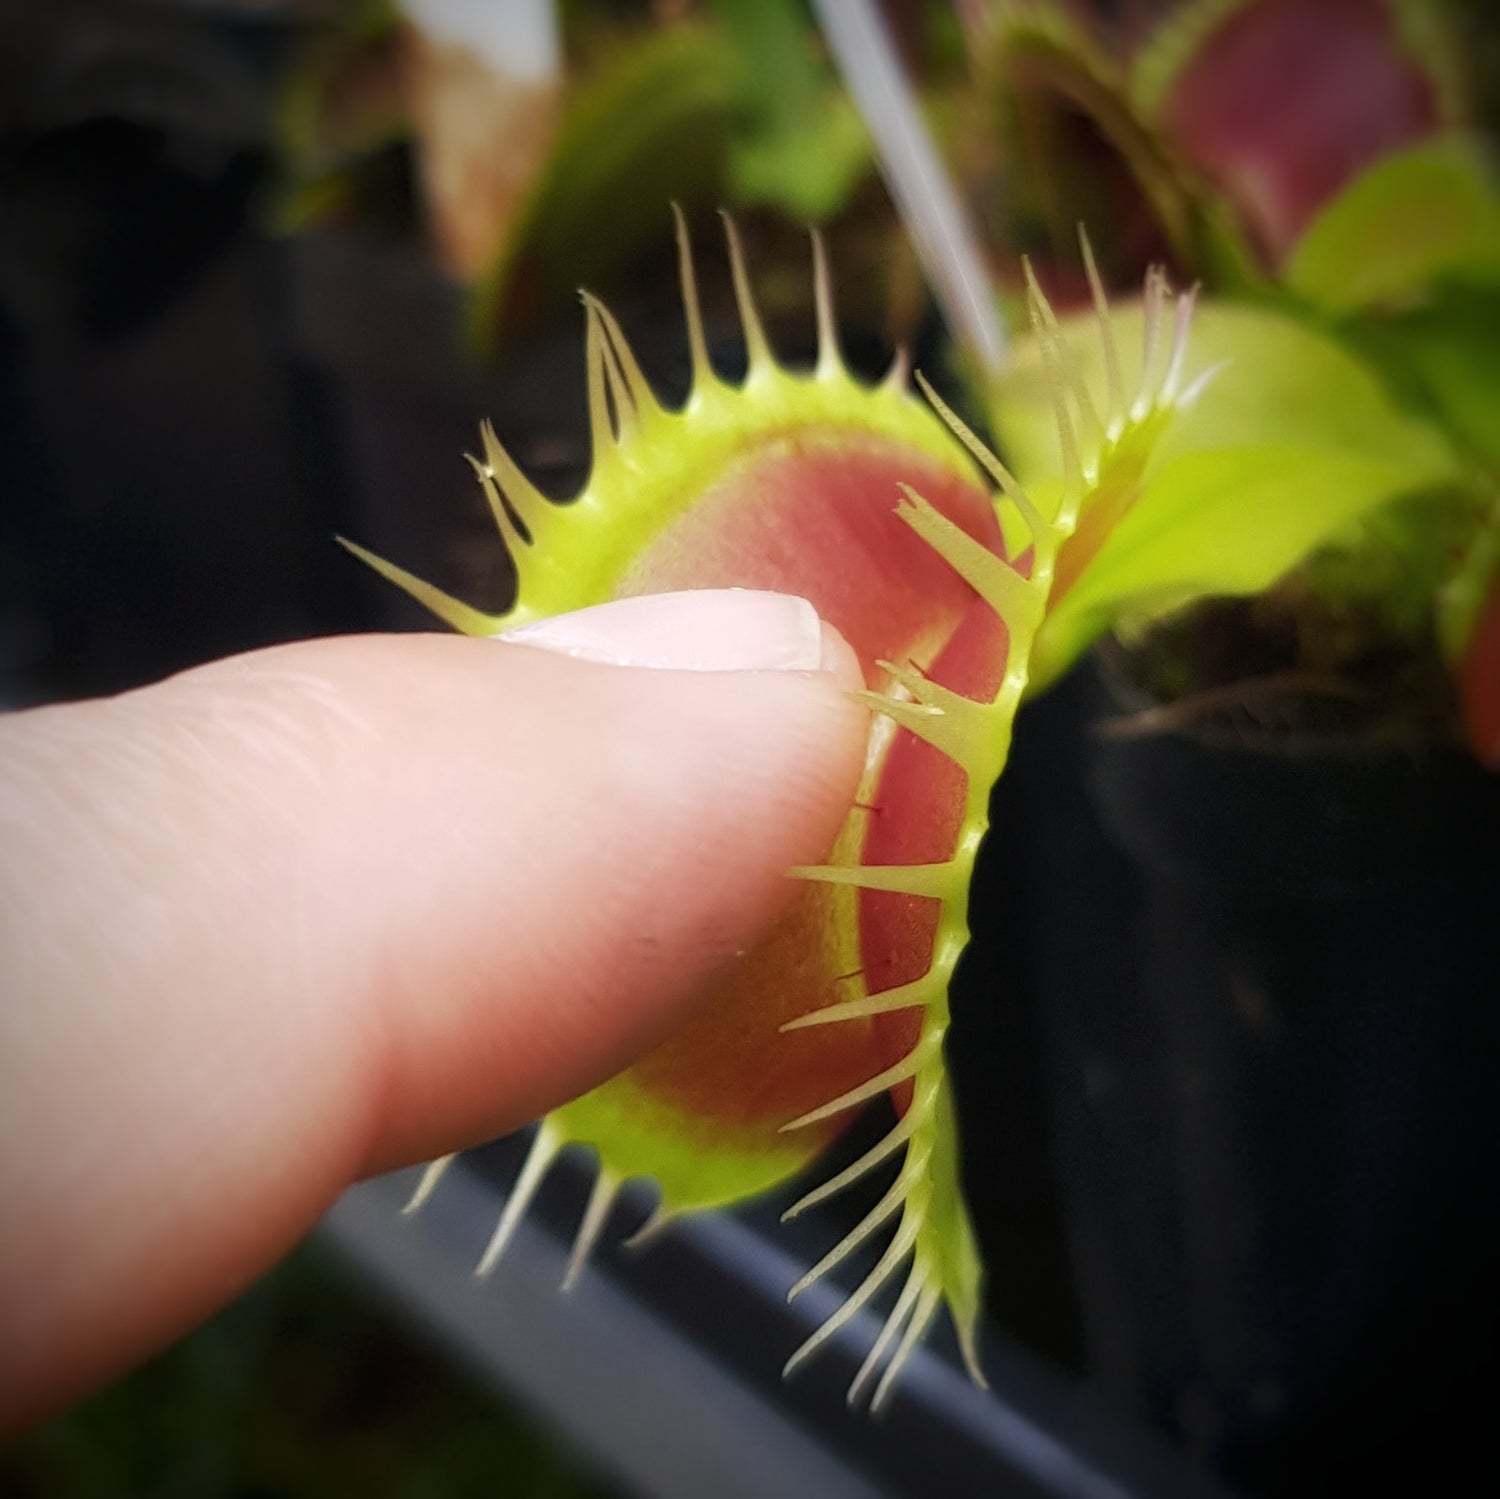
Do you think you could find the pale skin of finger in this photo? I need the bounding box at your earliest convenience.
[0,631,867,1434]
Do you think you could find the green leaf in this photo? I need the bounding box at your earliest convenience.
[274,0,407,178]
[989,298,1462,689]
[709,0,826,127]
[1304,484,1490,644]
[710,0,872,221]
[1347,277,1500,474]
[269,0,415,234]
[468,26,741,352]
[970,0,1215,278]
[1285,137,1500,312]
[1438,492,1500,663]
[727,90,871,222]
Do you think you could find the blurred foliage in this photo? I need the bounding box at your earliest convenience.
[273,0,908,354]
[961,0,1500,754]
[710,0,870,220]
[465,22,740,349]
[1284,138,1500,311]
[0,1246,616,1499]
[273,0,416,237]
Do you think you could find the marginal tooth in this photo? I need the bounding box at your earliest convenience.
[478,419,551,537]
[604,350,640,444]
[585,306,612,446]
[720,211,774,374]
[894,487,1044,636]
[1019,257,1048,329]
[1134,265,1168,419]
[1037,289,1065,333]
[789,860,957,899]
[869,1282,943,1413]
[1078,226,1124,418]
[851,682,938,725]
[1039,353,1082,528]
[465,453,530,555]
[585,305,631,453]
[1160,283,1199,406]
[957,1311,989,1392]
[580,291,661,420]
[672,204,713,393]
[1179,356,1229,409]
[811,229,843,379]
[881,345,911,394]
[621,1200,675,1251]
[848,1262,929,1408]
[877,659,979,718]
[1029,256,1105,453]
[402,1154,456,1215]
[561,1166,622,1293]
[785,1151,928,1303]
[594,299,645,443]
[780,974,934,1032]
[912,372,1046,546]
[779,1035,940,1133]
[852,686,985,770]
[337,538,504,637]
[783,1214,922,1376]
[781,1110,920,1221]
[475,1121,564,1277]
[1065,369,1106,460]
[1022,258,1083,511]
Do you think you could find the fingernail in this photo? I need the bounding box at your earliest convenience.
[498,590,859,684]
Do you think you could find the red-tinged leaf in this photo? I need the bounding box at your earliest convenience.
[1461,583,1500,769]
[1141,0,1458,264]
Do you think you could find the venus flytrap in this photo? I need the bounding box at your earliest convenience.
[346,214,1199,1408]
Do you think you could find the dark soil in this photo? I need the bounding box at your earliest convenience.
[1102,591,1461,753]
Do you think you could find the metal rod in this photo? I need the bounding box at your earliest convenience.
[812,0,1007,374]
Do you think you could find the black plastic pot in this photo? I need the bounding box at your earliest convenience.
[1020,659,1500,1494]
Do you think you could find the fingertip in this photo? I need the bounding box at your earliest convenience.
[347,632,871,1168]
[0,616,875,1423]
[817,618,865,694]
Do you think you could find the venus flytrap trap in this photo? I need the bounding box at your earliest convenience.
[989,288,1466,701]
[343,213,1199,1410]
